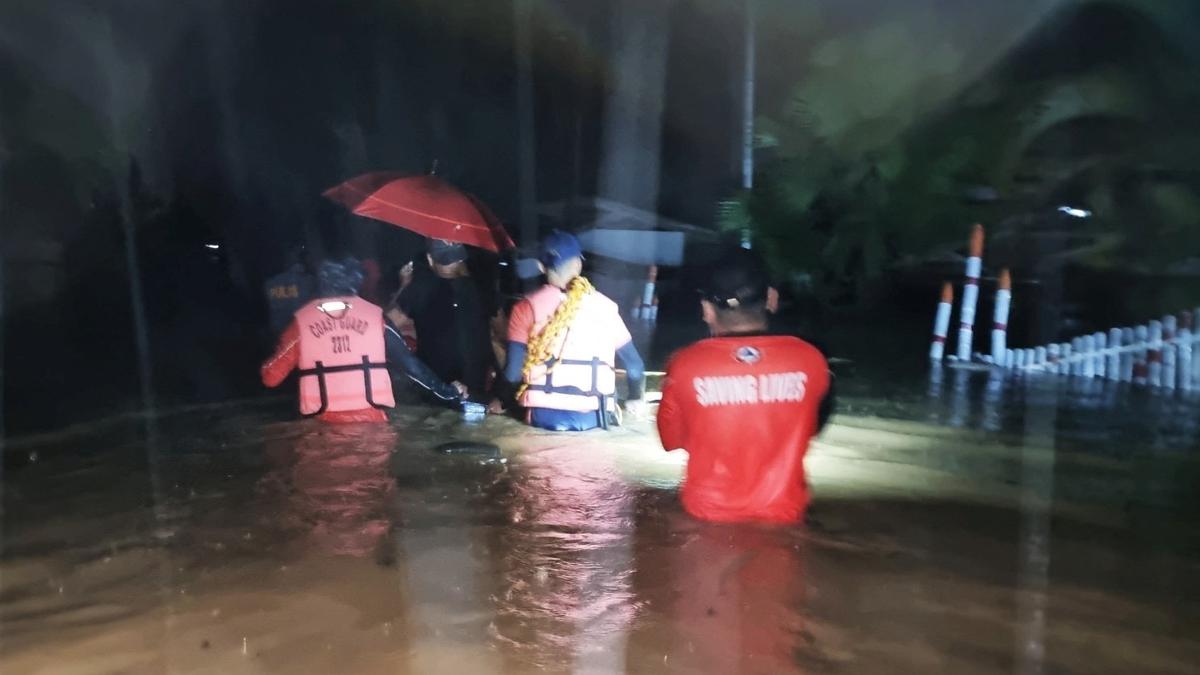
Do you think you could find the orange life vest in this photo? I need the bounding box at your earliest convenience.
[519,285,619,413]
[294,296,395,416]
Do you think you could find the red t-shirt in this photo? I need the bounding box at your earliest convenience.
[657,334,830,523]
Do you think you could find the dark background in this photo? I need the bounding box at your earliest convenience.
[4,0,1199,434]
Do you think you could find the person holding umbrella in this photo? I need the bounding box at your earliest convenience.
[504,231,646,431]
[323,172,517,412]
[261,259,472,423]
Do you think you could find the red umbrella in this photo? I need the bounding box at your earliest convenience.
[323,172,514,253]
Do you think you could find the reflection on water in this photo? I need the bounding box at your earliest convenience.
[259,424,398,558]
[2,375,1200,673]
[1015,371,1057,675]
[491,441,639,672]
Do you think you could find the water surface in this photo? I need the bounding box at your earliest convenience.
[2,369,1198,674]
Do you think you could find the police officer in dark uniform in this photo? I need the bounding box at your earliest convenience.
[264,246,317,336]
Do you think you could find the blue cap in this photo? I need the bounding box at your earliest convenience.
[539,230,584,269]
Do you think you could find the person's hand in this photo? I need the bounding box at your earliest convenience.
[487,398,506,415]
[623,398,647,419]
[385,307,406,327]
[399,261,414,290]
[452,381,469,398]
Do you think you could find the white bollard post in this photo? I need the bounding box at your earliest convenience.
[1120,327,1135,382]
[1179,311,1194,392]
[930,282,954,361]
[1080,336,1089,379]
[1005,349,1016,369]
[1031,346,1045,371]
[1148,320,1163,387]
[1163,342,1178,390]
[956,224,985,361]
[1093,332,1107,379]
[1059,343,1072,376]
[991,269,1012,363]
[1081,335,1096,378]
[1133,325,1149,385]
[1163,315,1177,387]
[1194,307,1200,386]
[1047,344,1060,374]
[1106,328,1122,380]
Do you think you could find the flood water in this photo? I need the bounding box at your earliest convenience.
[2,368,1199,674]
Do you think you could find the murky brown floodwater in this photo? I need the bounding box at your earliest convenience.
[2,369,1199,674]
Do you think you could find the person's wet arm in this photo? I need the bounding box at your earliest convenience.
[261,321,300,387]
[385,325,462,401]
[504,299,535,386]
[616,341,645,400]
[656,364,687,451]
[504,342,527,385]
[608,309,644,400]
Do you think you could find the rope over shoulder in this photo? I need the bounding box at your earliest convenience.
[516,277,595,400]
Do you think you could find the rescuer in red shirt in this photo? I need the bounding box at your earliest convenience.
[657,250,834,523]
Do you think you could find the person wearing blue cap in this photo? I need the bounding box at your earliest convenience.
[504,231,646,430]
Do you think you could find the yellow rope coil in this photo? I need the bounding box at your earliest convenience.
[516,276,595,400]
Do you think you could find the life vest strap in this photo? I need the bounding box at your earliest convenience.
[527,356,617,430]
[299,356,391,416]
[535,356,613,398]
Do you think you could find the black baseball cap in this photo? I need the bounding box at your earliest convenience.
[699,249,770,310]
[428,239,468,265]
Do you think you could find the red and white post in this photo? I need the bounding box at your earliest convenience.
[955,224,984,361]
[991,268,1012,363]
[930,282,954,361]
[633,265,658,321]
